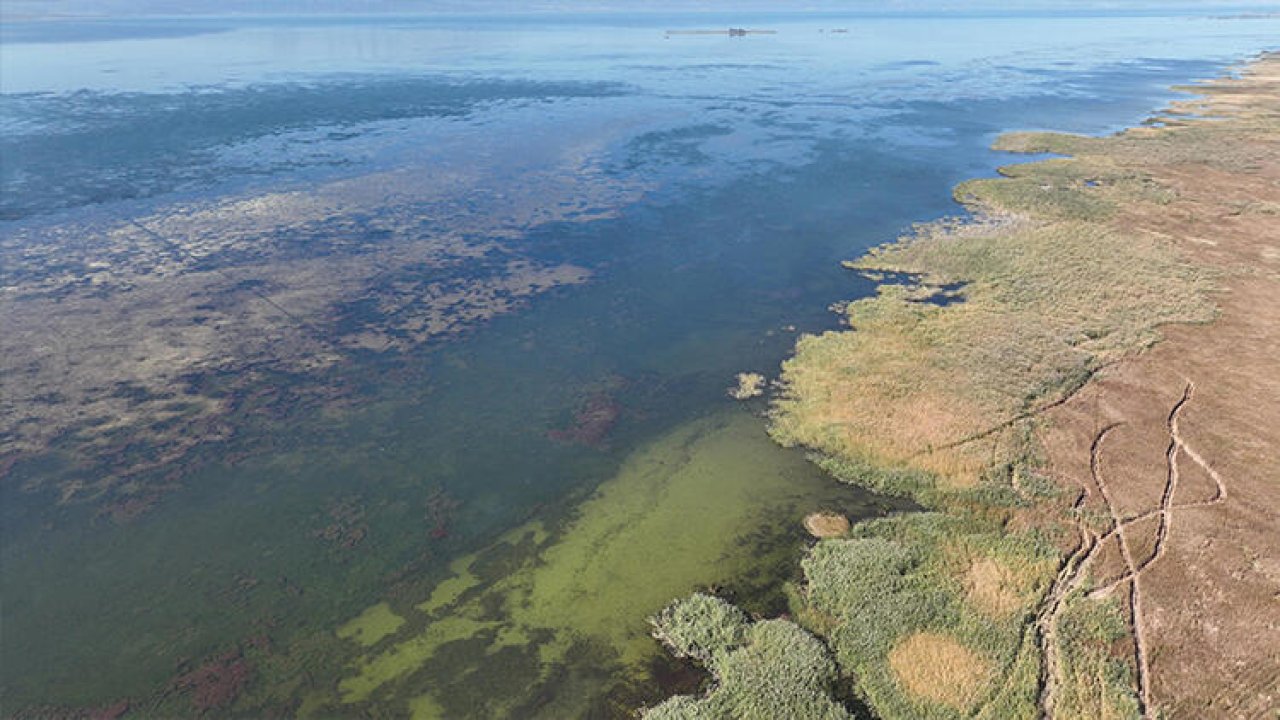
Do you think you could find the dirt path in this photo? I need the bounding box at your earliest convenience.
[1086,384,1230,596]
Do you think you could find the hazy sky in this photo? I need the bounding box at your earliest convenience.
[5,0,1278,20]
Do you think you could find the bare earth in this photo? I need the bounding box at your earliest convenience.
[1039,57,1280,717]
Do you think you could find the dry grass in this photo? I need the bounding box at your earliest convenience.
[803,512,851,538]
[728,371,767,400]
[964,558,1028,617]
[940,538,1053,619]
[888,631,992,712]
[772,203,1214,502]
[771,298,994,488]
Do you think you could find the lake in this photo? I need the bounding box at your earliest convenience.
[1,10,1276,717]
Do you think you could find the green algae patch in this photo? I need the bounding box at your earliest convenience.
[513,412,804,661]
[339,615,498,702]
[337,602,407,647]
[408,693,447,720]
[295,692,330,719]
[335,409,874,716]
[414,556,484,616]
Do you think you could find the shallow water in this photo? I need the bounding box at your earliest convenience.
[1,10,1277,716]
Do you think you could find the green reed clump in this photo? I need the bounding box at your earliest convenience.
[649,592,749,664]
[974,623,1043,720]
[644,595,850,720]
[955,170,1114,222]
[992,132,1096,155]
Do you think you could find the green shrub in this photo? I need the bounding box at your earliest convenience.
[645,598,851,720]
[649,592,749,664]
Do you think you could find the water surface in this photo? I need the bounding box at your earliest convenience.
[1,10,1276,716]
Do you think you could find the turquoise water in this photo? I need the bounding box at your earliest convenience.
[1,10,1277,716]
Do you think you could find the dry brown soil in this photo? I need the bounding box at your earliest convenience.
[1039,56,1280,718]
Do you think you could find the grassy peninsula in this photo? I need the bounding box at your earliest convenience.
[646,53,1280,719]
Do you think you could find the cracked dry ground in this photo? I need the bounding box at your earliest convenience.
[1038,59,1280,718]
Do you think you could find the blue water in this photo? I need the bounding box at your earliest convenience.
[1,10,1276,716]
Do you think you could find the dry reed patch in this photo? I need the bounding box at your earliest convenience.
[887,631,992,711]
[774,204,1214,500]
[728,372,766,400]
[803,512,851,538]
[964,558,1027,617]
[771,291,994,489]
[942,539,1051,618]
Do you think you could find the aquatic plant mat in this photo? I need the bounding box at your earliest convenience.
[645,53,1280,719]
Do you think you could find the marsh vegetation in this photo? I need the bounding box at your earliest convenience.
[642,58,1280,719]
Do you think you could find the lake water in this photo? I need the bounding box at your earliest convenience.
[1,10,1276,717]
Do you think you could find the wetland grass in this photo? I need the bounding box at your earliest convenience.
[647,79,1252,718]
[1050,594,1141,720]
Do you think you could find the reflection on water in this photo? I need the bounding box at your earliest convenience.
[2,10,1277,716]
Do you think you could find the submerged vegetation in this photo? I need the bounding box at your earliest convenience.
[199,411,883,719]
[644,59,1276,719]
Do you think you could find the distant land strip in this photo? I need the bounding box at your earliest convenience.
[664,28,778,36]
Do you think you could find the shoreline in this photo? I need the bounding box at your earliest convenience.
[645,50,1280,718]
[5,31,1277,718]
